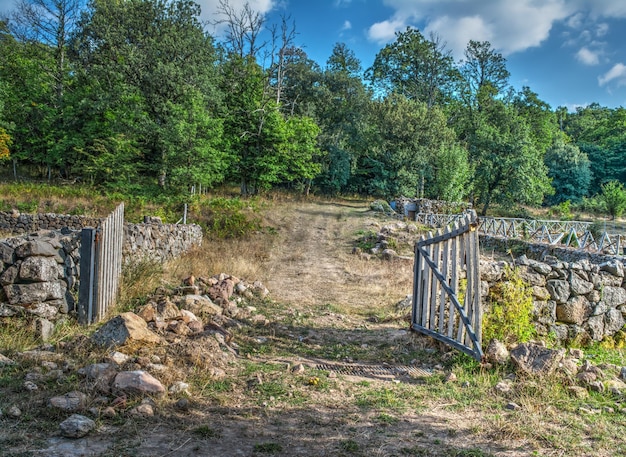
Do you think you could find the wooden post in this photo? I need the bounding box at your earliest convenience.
[78,228,97,324]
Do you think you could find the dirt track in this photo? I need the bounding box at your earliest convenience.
[3,200,574,457]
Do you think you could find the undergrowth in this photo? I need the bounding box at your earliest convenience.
[482,266,535,345]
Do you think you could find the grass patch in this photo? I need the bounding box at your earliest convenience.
[192,425,222,439]
[253,442,283,453]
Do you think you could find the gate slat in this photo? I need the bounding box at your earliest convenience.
[429,231,441,331]
[438,230,450,334]
[447,222,459,339]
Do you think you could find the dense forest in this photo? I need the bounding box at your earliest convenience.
[1,0,626,215]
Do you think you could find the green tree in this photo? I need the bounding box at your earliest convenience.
[469,91,552,215]
[70,0,223,191]
[358,93,469,199]
[367,27,457,107]
[544,140,591,205]
[315,43,370,194]
[600,180,626,220]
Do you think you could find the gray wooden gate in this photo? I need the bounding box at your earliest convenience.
[412,210,483,361]
[78,203,124,324]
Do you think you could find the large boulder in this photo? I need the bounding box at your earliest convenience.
[91,312,162,347]
[510,343,565,376]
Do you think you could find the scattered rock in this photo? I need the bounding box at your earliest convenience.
[569,348,584,359]
[8,406,21,417]
[81,363,118,393]
[169,381,190,395]
[49,391,88,412]
[576,371,597,384]
[505,402,521,411]
[484,339,509,365]
[0,353,16,367]
[112,370,165,396]
[444,372,457,383]
[102,406,116,418]
[495,380,513,394]
[23,380,38,391]
[567,386,589,399]
[91,312,162,347]
[109,351,130,365]
[510,343,564,376]
[129,403,154,417]
[174,398,190,411]
[59,414,96,438]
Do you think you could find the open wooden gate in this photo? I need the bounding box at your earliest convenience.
[411,210,483,361]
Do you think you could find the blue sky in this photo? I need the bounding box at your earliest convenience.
[2,0,626,110]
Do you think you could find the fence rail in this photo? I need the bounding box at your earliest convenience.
[416,213,624,256]
[78,203,124,324]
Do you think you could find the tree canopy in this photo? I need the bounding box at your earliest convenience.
[0,0,624,213]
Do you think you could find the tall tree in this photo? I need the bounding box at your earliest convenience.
[71,0,224,191]
[544,139,591,205]
[460,40,510,100]
[316,43,370,194]
[469,91,552,215]
[367,27,457,107]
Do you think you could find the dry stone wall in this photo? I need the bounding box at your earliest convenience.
[1,211,203,337]
[0,211,100,233]
[481,253,626,345]
[124,222,202,262]
[0,230,80,335]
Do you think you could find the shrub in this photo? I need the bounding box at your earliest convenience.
[198,197,262,238]
[482,267,535,345]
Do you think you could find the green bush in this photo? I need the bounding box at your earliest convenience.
[198,197,262,238]
[483,267,535,345]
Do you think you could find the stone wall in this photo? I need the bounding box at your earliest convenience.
[0,211,100,233]
[0,231,80,337]
[395,198,472,217]
[1,212,203,336]
[481,253,626,345]
[123,222,203,262]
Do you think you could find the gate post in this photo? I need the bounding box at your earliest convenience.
[78,227,97,324]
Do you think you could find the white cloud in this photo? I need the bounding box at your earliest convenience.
[366,0,572,56]
[567,12,584,29]
[576,47,600,65]
[598,63,626,87]
[367,18,406,43]
[341,20,352,31]
[424,16,492,60]
[596,22,609,36]
[366,0,626,58]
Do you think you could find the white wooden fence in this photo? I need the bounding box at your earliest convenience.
[416,213,624,256]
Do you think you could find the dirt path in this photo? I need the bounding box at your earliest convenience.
[4,200,568,457]
[263,200,413,312]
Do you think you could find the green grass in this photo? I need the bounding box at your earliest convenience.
[253,442,283,453]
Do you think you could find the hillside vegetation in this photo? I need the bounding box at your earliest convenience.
[1,0,626,218]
